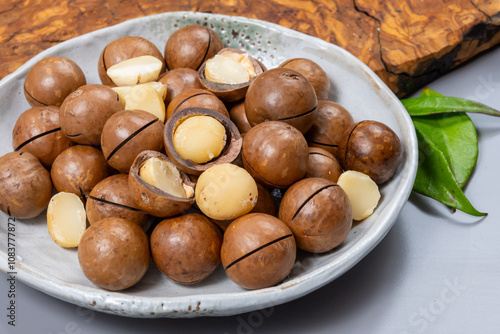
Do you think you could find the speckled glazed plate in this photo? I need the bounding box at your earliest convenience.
[0,12,418,318]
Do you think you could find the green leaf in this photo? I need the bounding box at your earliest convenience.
[413,126,486,217]
[412,114,477,188]
[401,95,500,117]
[413,88,478,187]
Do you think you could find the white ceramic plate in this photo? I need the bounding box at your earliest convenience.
[0,12,418,318]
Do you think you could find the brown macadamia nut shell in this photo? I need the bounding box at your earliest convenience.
[164,107,242,176]
[59,84,123,146]
[164,25,223,71]
[279,58,330,100]
[242,121,308,188]
[128,150,195,217]
[24,57,86,107]
[306,147,343,183]
[98,36,166,86]
[221,213,296,290]
[12,106,73,168]
[78,217,150,291]
[306,101,354,159]
[50,145,111,198]
[0,152,52,219]
[86,174,149,227]
[279,177,353,253]
[158,68,203,106]
[338,120,404,184]
[245,68,317,134]
[166,88,229,120]
[101,110,164,174]
[150,213,222,284]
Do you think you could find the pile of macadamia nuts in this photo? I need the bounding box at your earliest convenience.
[0,24,403,291]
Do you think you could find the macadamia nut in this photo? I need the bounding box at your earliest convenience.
[195,163,258,220]
[47,192,86,248]
[139,157,194,198]
[337,170,381,220]
[205,54,252,84]
[107,55,163,86]
[173,115,227,164]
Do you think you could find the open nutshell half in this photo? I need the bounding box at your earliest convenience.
[198,48,265,103]
[164,107,242,176]
[128,150,195,217]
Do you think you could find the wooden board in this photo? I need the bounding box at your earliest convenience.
[0,0,499,97]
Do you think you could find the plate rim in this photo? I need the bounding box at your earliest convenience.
[0,11,418,318]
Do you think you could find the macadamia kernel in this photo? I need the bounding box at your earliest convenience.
[47,192,87,248]
[173,115,227,164]
[124,84,166,122]
[139,157,194,198]
[337,170,381,220]
[107,55,163,86]
[205,54,252,84]
[196,163,258,220]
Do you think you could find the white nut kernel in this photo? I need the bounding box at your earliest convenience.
[107,55,163,86]
[205,54,252,84]
[337,170,381,221]
[195,163,258,220]
[173,115,227,164]
[139,157,193,198]
[124,84,166,122]
[47,192,87,248]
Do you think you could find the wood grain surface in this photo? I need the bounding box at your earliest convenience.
[1,0,499,97]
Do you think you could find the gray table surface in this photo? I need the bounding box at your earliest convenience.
[2,45,500,334]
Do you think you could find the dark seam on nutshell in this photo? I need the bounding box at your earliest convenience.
[23,84,48,106]
[173,92,214,113]
[343,121,363,171]
[278,105,317,121]
[88,195,146,213]
[106,118,159,161]
[14,127,62,151]
[291,184,337,221]
[197,27,212,70]
[307,140,338,148]
[223,234,294,271]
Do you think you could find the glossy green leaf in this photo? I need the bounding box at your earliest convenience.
[401,95,500,117]
[413,126,486,216]
[413,88,478,187]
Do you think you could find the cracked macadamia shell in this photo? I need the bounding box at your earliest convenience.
[164,107,242,176]
[242,121,308,188]
[59,84,123,146]
[244,67,317,134]
[306,147,343,183]
[164,25,223,71]
[128,150,195,217]
[101,109,164,174]
[221,213,296,290]
[24,57,86,107]
[12,106,73,168]
[279,177,353,253]
[98,36,166,86]
[78,217,150,291]
[150,213,222,284]
[86,174,149,227]
[0,152,52,219]
[338,120,404,184]
[198,48,264,102]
